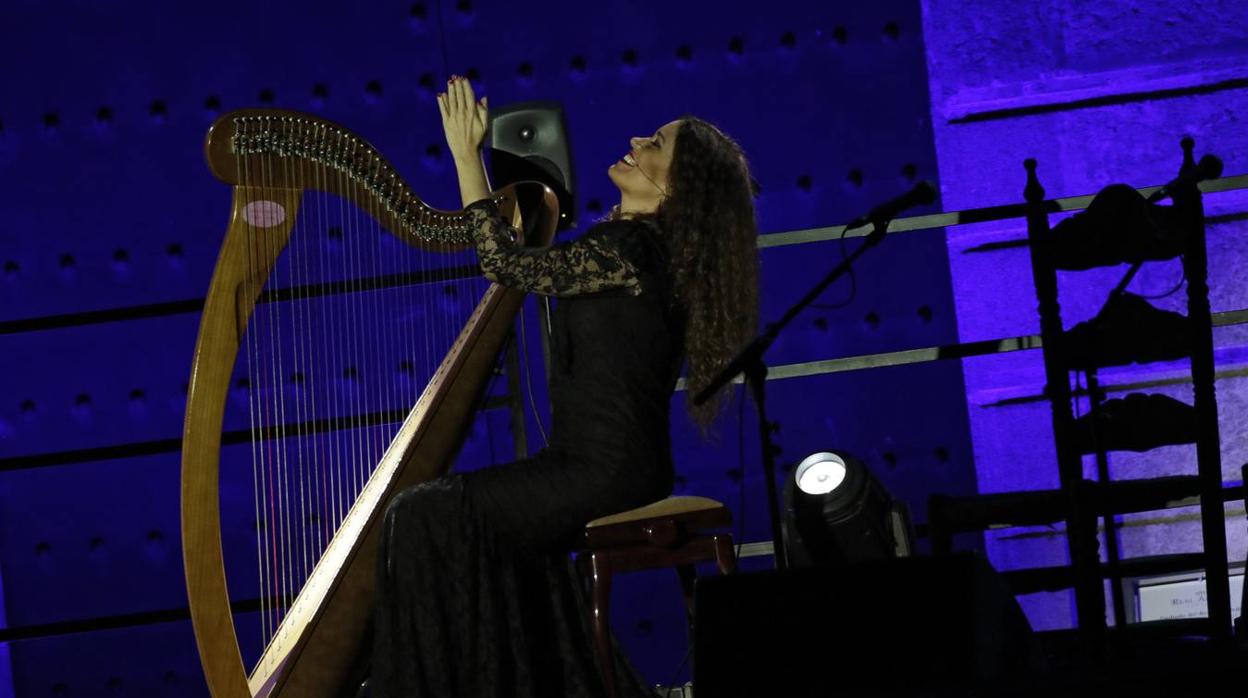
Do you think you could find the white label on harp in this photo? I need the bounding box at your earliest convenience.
[243,200,287,228]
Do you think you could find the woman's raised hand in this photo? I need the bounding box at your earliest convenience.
[437,75,488,163]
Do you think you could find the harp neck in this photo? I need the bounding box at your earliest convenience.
[206,108,484,247]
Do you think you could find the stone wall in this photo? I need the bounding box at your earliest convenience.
[920,0,1248,629]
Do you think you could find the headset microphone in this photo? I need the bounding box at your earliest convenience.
[636,162,668,196]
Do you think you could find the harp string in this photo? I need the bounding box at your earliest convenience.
[261,125,289,639]
[353,136,372,517]
[291,125,314,597]
[248,139,265,630]
[281,122,304,613]
[317,124,334,552]
[341,137,360,534]
[351,139,370,517]
[302,122,319,566]
[374,164,393,491]
[311,122,331,557]
[289,130,303,599]
[419,207,433,414]
[238,118,268,645]
[278,128,297,635]
[259,119,282,643]
[363,143,385,505]
[314,141,331,568]
[327,140,347,538]
[336,133,354,536]
[355,139,374,518]
[232,115,490,662]
[400,171,415,449]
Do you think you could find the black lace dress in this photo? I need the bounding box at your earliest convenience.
[371,199,684,697]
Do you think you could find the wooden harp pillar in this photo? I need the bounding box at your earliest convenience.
[181,110,558,696]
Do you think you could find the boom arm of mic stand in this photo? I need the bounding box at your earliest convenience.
[694,219,886,407]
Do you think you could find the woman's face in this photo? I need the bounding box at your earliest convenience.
[607,119,682,199]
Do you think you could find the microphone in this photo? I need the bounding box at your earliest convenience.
[1146,154,1223,203]
[637,162,668,196]
[845,180,938,230]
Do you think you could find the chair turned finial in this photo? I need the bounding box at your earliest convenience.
[1178,134,1198,177]
[1024,158,1045,204]
[1179,136,1196,176]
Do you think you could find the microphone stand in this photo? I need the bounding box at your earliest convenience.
[694,218,893,570]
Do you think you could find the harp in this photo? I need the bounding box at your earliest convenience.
[181,109,558,696]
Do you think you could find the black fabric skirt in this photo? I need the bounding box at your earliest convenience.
[371,450,669,697]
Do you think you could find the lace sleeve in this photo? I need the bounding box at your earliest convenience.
[464,198,642,297]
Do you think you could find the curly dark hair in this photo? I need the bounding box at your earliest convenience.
[630,117,761,434]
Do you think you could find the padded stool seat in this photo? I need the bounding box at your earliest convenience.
[576,495,736,698]
[584,495,731,548]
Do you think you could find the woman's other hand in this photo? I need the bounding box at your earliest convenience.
[438,75,488,164]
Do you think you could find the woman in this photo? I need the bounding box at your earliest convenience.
[371,75,759,697]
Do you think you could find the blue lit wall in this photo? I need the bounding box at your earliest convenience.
[3,1,965,694]
[921,0,1248,629]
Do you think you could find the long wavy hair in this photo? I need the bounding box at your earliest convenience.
[615,117,760,434]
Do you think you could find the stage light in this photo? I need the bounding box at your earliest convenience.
[781,450,913,568]
[794,451,848,495]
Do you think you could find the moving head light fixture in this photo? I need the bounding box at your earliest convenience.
[782,451,913,568]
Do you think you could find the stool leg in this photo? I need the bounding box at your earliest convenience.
[588,551,617,698]
[712,535,737,574]
[676,564,697,642]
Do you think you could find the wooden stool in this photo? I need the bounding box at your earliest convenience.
[576,496,737,697]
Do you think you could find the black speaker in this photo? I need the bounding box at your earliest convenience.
[488,100,576,230]
[692,553,1042,697]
